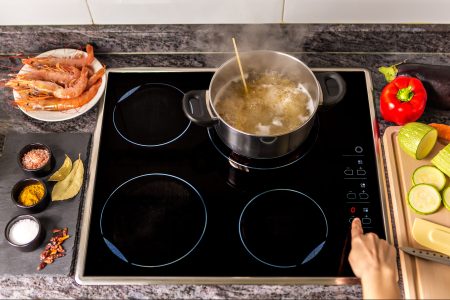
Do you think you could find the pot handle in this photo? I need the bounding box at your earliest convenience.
[316,72,347,107]
[182,90,218,127]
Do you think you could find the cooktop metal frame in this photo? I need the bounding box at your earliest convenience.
[75,67,391,285]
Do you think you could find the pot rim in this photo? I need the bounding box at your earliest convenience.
[207,50,321,138]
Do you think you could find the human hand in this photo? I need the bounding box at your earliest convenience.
[348,218,401,299]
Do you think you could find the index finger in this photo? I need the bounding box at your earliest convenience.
[351,217,363,239]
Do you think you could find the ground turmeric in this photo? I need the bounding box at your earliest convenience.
[18,183,45,206]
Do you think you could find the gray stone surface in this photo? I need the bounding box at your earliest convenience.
[1,24,450,54]
[0,133,91,276]
[0,24,449,299]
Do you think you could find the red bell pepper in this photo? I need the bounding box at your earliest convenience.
[380,76,427,125]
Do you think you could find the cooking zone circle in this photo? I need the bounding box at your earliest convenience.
[100,173,207,267]
[239,189,328,268]
[113,83,190,147]
[208,118,319,170]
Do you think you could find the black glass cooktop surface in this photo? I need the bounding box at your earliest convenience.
[80,69,386,281]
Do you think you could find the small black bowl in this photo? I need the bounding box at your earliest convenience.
[11,178,50,213]
[17,143,53,176]
[4,214,45,252]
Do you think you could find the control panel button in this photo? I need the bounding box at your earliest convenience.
[347,192,357,199]
[359,192,369,200]
[346,203,373,228]
[362,217,372,225]
[356,168,366,176]
[344,168,353,176]
[355,146,363,153]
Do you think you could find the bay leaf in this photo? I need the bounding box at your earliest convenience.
[51,154,84,201]
[48,154,72,181]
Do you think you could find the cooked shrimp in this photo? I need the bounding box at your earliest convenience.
[7,66,89,99]
[53,66,88,99]
[15,89,53,101]
[6,78,62,94]
[22,44,95,68]
[87,66,105,89]
[15,80,102,111]
[15,64,81,86]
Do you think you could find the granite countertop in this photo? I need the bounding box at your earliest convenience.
[0,24,449,299]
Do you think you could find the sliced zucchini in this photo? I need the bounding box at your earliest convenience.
[431,143,450,177]
[398,122,437,160]
[412,165,447,191]
[408,184,442,214]
[443,186,450,211]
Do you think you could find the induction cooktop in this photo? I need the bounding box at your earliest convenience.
[75,68,389,285]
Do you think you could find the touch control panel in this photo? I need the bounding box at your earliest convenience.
[342,145,373,229]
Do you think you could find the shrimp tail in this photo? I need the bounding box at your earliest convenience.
[85,44,95,65]
[87,66,105,89]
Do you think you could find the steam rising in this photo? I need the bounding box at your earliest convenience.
[203,25,309,66]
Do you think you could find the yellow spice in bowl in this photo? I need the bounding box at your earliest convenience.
[19,183,45,206]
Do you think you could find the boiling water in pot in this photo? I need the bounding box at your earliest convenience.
[214,71,314,136]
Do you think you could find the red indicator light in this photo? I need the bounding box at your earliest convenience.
[350,207,356,214]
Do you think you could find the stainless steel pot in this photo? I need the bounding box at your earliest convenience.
[182,51,346,159]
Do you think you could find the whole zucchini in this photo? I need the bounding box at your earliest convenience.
[379,62,450,110]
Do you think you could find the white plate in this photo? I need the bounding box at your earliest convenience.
[13,48,106,122]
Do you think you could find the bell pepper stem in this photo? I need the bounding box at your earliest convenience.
[397,86,414,102]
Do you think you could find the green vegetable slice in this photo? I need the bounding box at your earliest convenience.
[51,154,84,201]
[408,184,442,214]
[431,143,450,177]
[443,187,450,211]
[398,122,438,160]
[48,154,72,181]
[378,65,398,83]
[412,165,447,191]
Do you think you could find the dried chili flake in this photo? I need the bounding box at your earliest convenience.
[37,227,70,271]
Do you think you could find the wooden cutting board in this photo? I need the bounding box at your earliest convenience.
[383,126,450,299]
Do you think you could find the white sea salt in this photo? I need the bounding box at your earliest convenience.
[8,218,39,245]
